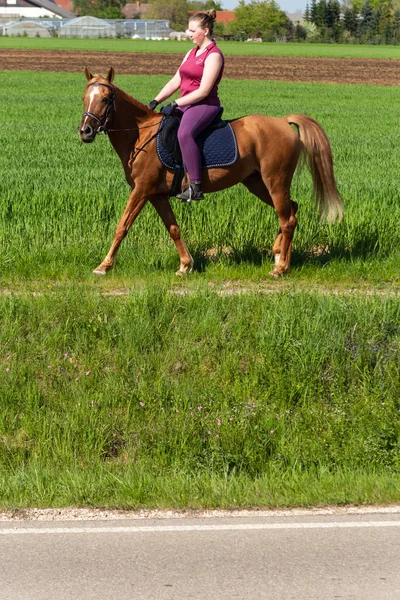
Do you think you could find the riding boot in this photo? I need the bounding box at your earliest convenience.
[176,182,204,202]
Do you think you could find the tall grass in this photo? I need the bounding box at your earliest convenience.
[2,37,400,59]
[0,71,399,285]
[0,286,399,508]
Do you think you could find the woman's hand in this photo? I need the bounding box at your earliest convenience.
[160,101,177,117]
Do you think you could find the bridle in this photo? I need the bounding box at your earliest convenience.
[82,82,116,134]
[81,81,161,136]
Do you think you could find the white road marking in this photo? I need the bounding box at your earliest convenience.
[1,520,400,536]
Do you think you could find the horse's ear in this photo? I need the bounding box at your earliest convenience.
[85,67,93,81]
[106,67,115,83]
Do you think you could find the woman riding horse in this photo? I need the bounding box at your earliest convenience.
[148,10,224,202]
[79,68,343,277]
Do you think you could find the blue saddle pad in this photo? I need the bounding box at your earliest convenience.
[157,120,238,170]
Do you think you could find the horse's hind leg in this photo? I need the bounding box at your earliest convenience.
[93,187,146,275]
[271,200,298,277]
[269,190,298,277]
[151,197,194,275]
[243,173,297,276]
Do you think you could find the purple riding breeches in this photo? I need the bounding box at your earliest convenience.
[177,104,220,183]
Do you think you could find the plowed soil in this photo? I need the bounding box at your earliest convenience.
[1,48,400,85]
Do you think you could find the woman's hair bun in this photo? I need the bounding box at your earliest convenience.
[189,9,217,33]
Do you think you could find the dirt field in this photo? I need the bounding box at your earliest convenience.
[1,48,400,85]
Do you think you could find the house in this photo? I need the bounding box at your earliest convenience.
[55,0,74,13]
[215,10,235,24]
[188,10,236,24]
[0,0,75,19]
[122,2,151,19]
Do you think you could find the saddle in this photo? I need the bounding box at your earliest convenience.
[156,108,238,197]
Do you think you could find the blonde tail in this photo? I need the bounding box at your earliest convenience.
[286,114,343,222]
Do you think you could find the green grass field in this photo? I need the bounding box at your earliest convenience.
[1,70,399,285]
[2,36,400,59]
[0,69,399,508]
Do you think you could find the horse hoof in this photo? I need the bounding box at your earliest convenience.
[270,268,283,278]
[175,266,193,276]
[93,268,107,276]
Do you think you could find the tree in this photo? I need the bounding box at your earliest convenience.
[73,0,92,15]
[295,22,308,39]
[146,0,189,31]
[326,0,341,28]
[213,21,225,38]
[315,0,327,27]
[101,5,125,18]
[188,0,223,10]
[377,2,394,42]
[350,0,389,9]
[73,0,126,18]
[393,8,400,42]
[310,0,319,23]
[342,4,358,36]
[226,0,290,41]
[358,0,374,38]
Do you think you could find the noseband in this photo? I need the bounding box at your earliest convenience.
[82,82,115,134]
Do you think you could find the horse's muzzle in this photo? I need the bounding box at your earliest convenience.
[79,123,96,143]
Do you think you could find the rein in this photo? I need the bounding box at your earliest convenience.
[83,81,161,135]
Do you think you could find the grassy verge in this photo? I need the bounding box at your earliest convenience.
[2,37,400,59]
[1,284,399,508]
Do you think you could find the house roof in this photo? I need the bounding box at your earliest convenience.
[54,0,74,12]
[29,0,75,19]
[188,10,236,24]
[215,11,235,24]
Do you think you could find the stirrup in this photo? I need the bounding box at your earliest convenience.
[176,184,204,203]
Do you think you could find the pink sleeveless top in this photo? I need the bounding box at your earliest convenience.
[179,41,224,107]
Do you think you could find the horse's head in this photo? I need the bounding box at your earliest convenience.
[79,67,115,143]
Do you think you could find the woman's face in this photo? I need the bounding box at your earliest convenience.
[188,20,209,45]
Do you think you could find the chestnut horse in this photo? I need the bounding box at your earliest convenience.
[79,67,343,277]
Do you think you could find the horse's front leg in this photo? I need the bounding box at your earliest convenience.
[151,197,194,275]
[93,186,146,275]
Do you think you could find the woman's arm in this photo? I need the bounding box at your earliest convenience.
[175,53,223,108]
[153,50,192,104]
[153,69,182,104]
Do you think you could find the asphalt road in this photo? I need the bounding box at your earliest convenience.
[1,510,400,599]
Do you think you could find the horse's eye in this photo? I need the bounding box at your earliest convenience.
[102,97,109,104]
